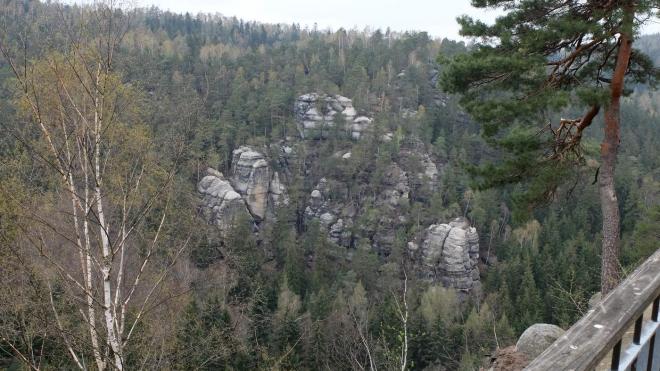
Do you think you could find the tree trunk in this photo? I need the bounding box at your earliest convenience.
[600,4,634,295]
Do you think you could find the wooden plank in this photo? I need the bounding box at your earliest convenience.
[525,248,660,371]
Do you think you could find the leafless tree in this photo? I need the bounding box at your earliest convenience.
[0,1,188,369]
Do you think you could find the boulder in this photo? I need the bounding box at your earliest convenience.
[515,323,565,360]
[588,292,602,309]
[342,106,357,118]
[305,185,328,221]
[351,116,372,140]
[310,189,323,209]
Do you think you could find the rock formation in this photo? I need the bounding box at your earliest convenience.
[304,178,352,246]
[409,217,480,293]
[369,163,411,255]
[399,138,439,192]
[271,141,296,177]
[294,93,372,140]
[198,146,289,230]
[269,172,289,208]
[300,140,442,256]
[485,323,563,370]
[198,168,251,232]
[231,146,271,220]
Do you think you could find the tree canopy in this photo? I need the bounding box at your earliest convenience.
[441,0,659,293]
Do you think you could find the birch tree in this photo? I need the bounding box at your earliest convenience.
[0,1,187,369]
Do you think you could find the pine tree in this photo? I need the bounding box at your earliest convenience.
[173,297,238,370]
[441,0,659,294]
[516,262,543,332]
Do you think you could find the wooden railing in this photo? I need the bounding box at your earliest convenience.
[525,248,660,371]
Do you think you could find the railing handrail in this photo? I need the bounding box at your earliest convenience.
[525,248,660,370]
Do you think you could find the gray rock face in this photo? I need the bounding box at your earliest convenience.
[270,141,296,177]
[515,324,565,360]
[300,141,441,256]
[381,163,410,207]
[411,217,480,293]
[198,168,251,232]
[400,138,439,191]
[329,218,346,244]
[269,172,289,208]
[231,146,271,220]
[304,178,352,246]
[198,146,290,230]
[305,180,329,221]
[369,163,410,256]
[294,93,372,140]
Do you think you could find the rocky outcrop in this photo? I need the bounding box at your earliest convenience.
[294,93,372,140]
[409,217,480,293]
[429,68,450,107]
[381,163,410,208]
[198,146,290,230]
[269,172,289,208]
[198,168,252,232]
[270,141,296,177]
[515,324,564,360]
[351,116,372,140]
[369,163,411,256]
[231,146,271,220]
[304,178,352,246]
[400,138,439,192]
[300,140,441,256]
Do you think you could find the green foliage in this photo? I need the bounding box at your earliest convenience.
[441,0,659,208]
[0,1,658,370]
[173,297,246,370]
[622,204,660,269]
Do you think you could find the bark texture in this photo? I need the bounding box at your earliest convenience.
[599,3,634,295]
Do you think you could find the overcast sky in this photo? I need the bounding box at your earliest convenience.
[125,0,501,39]
[70,0,660,39]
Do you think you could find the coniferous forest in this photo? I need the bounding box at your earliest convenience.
[0,1,659,370]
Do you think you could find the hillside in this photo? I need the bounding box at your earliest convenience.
[0,1,658,369]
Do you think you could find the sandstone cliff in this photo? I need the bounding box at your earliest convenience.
[198,168,251,232]
[294,93,372,139]
[198,146,289,228]
[409,217,481,294]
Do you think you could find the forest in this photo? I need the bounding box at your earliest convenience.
[0,0,659,370]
